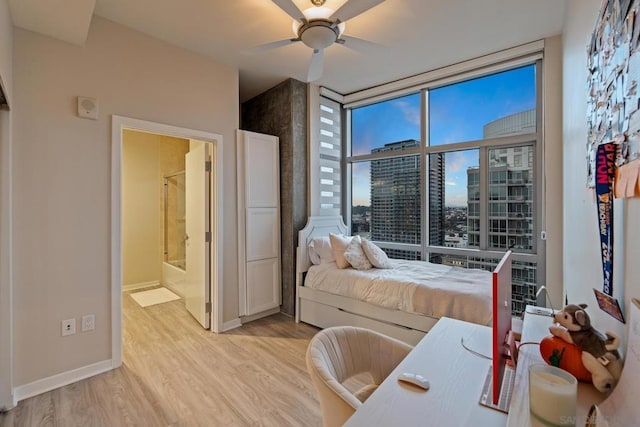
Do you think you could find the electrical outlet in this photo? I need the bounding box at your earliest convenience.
[81,314,95,332]
[62,319,76,336]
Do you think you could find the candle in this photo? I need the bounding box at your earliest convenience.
[529,364,577,426]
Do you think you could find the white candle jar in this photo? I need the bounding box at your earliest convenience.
[529,364,578,426]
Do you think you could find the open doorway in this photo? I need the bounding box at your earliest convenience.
[121,130,210,322]
[111,116,224,368]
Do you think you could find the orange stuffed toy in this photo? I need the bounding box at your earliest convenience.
[540,336,592,381]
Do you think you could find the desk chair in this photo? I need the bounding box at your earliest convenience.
[306,326,413,427]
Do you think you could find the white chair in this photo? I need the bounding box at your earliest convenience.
[306,326,413,427]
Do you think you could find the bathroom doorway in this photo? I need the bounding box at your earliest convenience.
[111,116,224,368]
[122,130,211,321]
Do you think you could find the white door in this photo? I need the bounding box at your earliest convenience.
[185,144,211,328]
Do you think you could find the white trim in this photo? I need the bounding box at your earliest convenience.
[236,131,246,316]
[211,139,225,333]
[0,109,13,411]
[13,360,113,403]
[111,115,225,369]
[308,84,321,216]
[319,86,344,103]
[222,318,242,332]
[122,280,160,293]
[240,307,281,324]
[342,40,545,109]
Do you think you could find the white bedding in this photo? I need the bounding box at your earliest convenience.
[304,259,493,326]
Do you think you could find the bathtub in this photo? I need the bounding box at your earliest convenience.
[162,260,185,297]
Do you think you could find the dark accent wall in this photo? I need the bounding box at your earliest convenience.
[241,78,307,316]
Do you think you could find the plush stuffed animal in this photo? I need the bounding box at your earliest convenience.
[549,303,622,393]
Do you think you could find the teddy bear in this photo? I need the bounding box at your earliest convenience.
[548,303,622,393]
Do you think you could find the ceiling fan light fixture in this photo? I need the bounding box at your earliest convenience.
[299,24,338,49]
[291,6,346,42]
[266,0,383,81]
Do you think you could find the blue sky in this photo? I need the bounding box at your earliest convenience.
[351,65,536,207]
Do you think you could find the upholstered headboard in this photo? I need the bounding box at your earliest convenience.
[296,216,348,279]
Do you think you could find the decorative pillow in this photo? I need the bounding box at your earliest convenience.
[344,236,372,270]
[329,233,355,269]
[361,239,393,269]
[308,242,321,265]
[308,236,334,265]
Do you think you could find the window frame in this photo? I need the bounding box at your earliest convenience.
[317,96,343,216]
[344,59,544,274]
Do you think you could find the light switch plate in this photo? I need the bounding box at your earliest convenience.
[81,314,95,332]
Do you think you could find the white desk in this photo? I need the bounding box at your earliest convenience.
[507,308,604,426]
[344,317,507,427]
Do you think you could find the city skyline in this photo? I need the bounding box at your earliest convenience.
[352,108,538,313]
[351,64,536,207]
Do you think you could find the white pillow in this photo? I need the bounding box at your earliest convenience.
[329,233,354,269]
[361,239,393,269]
[344,236,372,270]
[308,236,334,265]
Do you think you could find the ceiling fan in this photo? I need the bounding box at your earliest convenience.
[248,0,386,82]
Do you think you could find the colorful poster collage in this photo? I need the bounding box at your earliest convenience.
[586,0,640,187]
[586,0,636,322]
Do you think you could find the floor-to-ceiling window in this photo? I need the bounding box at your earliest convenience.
[345,62,542,314]
[349,93,422,259]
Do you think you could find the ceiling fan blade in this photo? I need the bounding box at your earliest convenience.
[307,49,324,82]
[243,38,299,54]
[271,0,306,22]
[328,0,386,23]
[339,34,382,53]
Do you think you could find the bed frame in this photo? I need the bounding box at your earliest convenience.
[295,216,438,345]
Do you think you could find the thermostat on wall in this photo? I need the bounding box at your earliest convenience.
[77,96,98,120]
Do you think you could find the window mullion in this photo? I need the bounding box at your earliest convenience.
[343,108,351,231]
[479,147,488,250]
[421,89,428,261]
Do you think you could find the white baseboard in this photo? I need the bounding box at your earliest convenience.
[221,318,242,332]
[1,396,15,412]
[13,359,113,403]
[240,307,281,325]
[163,282,184,298]
[122,280,159,293]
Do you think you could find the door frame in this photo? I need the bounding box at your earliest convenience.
[111,115,224,368]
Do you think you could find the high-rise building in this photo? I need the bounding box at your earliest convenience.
[369,139,445,260]
[428,150,445,263]
[366,112,537,314]
[466,110,537,313]
[370,140,421,259]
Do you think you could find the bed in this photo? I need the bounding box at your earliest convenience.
[295,216,504,345]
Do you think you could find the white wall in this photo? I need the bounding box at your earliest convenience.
[122,130,188,287]
[0,0,13,409]
[542,36,564,309]
[123,131,163,287]
[563,0,639,347]
[0,108,13,408]
[12,17,239,387]
[0,0,12,104]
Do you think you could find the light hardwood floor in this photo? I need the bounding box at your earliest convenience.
[1,290,323,426]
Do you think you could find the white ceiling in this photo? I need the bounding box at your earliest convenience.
[9,0,568,102]
[9,0,96,46]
